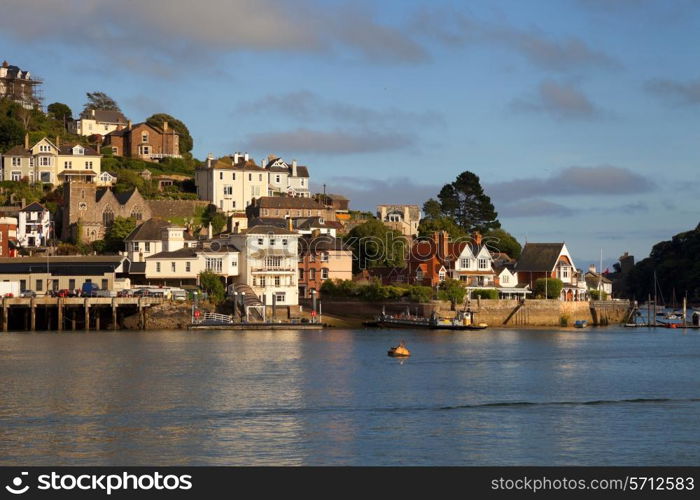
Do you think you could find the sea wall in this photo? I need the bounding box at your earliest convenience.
[311,298,631,327]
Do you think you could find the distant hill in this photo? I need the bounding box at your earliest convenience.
[625,223,700,303]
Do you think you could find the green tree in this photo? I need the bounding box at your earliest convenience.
[483,228,522,259]
[47,102,72,122]
[83,91,121,114]
[438,278,467,310]
[436,171,500,233]
[408,285,433,303]
[422,198,442,219]
[418,216,467,239]
[146,113,193,153]
[199,271,225,303]
[534,278,564,299]
[104,216,137,253]
[0,117,24,152]
[346,218,406,274]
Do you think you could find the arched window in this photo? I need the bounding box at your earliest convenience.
[103,207,114,227]
[130,207,142,221]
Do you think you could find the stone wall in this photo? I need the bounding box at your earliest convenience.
[147,200,210,219]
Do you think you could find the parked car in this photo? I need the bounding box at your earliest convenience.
[95,289,117,298]
[171,289,188,302]
[55,289,74,298]
[19,290,37,298]
[117,289,133,297]
[81,282,99,297]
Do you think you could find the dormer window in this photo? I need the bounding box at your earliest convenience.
[478,258,489,269]
[73,146,84,155]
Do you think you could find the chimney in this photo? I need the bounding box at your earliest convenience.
[24,133,29,149]
[292,159,297,177]
[91,109,95,118]
[473,231,482,246]
[589,264,597,273]
[234,152,239,164]
[56,136,60,148]
[127,120,132,130]
[244,153,249,162]
[162,120,168,132]
[288,217,293,232]
[207,153,213,168]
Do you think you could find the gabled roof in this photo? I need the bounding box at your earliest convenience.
[20,202,46,213]
[515,243,567,272]
[125,218,171,241]
[59,144,100,156]
[80,109,128,124]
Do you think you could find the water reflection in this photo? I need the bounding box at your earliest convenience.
[0,327,699,465]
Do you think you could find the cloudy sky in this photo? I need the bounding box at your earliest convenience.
[2,0,698,267]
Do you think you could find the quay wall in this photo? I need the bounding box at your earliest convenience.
[312,298,631,327]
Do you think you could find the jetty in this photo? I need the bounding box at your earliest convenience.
[1,296,164,331]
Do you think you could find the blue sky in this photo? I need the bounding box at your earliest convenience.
[2,0,699,269]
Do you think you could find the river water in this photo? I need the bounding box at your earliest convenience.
[1,327,699,465]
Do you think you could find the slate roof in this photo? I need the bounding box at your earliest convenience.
[245,225,296,235]
[515,243,566,272]
[20,202,46,213]
[80,109,128,123]
[197,156,265,171]
[0,256,126,276]
[255,197,326,209]
[147,247,198,259]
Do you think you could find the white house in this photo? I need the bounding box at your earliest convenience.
[124,218,197,263]
[228,225,300,306]
[17,202,51,247]
[195,153,267,215]
[72,109,129,137]
[96,171,117,187]
[452,242,496,287]
[144,242,240,287]
[263,155,311,198]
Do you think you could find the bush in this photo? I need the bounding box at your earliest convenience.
[199,271,225,303]
[407,285,433,303]
[534,278,564,299]
[589,290,608,300]
[471,288,499,299]
[560,315,569,327]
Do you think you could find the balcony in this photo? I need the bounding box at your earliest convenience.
[251,267,296,274]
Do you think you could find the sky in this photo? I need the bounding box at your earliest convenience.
[1,0,698,269]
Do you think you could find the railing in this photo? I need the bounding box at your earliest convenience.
[193,312,234,325]
[251,267,296,273]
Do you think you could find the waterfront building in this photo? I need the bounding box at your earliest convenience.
[584,265,614,297]
[515,242,588,301]
[103,121,180,160]
[17,202,51,248]
[228,225,300,306]
[124,218,197,263]
[0,255,128,294]
[143,239,240,287]
[0,217,18,257]
[1,136,101,185]
[298,234,353,298]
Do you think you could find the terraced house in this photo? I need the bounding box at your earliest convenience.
[1,136,101,184]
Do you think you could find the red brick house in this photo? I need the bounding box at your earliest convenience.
[103,121,180,161]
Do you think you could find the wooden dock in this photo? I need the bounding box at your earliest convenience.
[188,322,326,330]
[1,296,165,331]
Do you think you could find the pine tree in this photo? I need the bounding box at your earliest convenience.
[436,171,500,233]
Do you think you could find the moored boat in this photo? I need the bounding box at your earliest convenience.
[367,308,487,330]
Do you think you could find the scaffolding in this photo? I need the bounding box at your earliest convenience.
[0,61,43,109]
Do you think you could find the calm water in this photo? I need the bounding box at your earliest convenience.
[1,327,699,466]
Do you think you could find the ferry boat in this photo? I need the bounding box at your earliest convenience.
[365,308,487,331]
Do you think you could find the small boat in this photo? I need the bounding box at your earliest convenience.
[388,340,410,357]
[574,320,588,328]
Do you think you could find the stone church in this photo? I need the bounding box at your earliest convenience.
[61,181,152,243]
